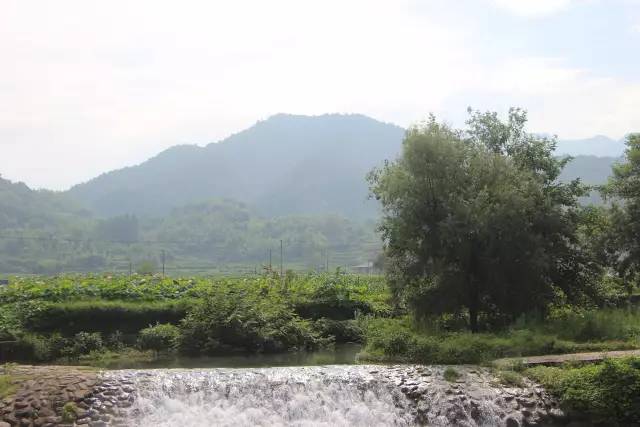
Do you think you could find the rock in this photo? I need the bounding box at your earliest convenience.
[0,422,10,427]
[548,407,567,422]
[506,416,520,427]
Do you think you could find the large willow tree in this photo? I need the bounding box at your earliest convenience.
[368,109,597,332]
[603,134,640,282]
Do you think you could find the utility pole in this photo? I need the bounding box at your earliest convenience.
[326,251,329,273]
[129,260,132,277]
[280,240,284,287]
[269,249,272,272]
[161,249,166,278]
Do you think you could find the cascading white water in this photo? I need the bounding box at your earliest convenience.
[121,366,415,427]
[101,365,562,427]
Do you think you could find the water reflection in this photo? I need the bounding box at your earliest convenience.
[104,343,363,369]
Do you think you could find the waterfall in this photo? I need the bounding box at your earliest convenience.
[101,365,564,427]
[120,366,414,427]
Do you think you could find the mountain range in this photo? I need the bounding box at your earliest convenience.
[67,114,622,219]
[0,113,627,274]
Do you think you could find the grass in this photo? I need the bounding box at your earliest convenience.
[0,375,15,398]
[495,370,525,387]
[443,367,460,382]
[525,357,640,424]
[72,348,156,369]
[61,402,78,423]
[19,299,194,334]
[359,313,640,365]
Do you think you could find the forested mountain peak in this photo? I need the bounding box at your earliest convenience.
[68,114,405,218]
[66,113,622,220]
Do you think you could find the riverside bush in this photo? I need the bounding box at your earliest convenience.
[361,317,639,364]
[179,281,323,355]
[526,358,640,424]
[138,323,180,353]
[0,375,14,398]
[19,299,191,334]
[312,318,363,343]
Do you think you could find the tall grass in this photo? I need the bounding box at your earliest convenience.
[514,307,640,342]
[360,309,640,365]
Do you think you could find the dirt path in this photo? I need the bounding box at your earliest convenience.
[495,349,640,367]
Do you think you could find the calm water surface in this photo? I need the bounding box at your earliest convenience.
[103,343,363,370]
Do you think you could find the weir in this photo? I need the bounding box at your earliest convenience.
[97,365,567,427]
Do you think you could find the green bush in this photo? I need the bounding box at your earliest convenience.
[496,370,524,387]
[179,282,323,355]
[360,317,639,365]
[61,402,78,423]
[71,332,103,356]
[289,275,392,319]
[517,308,640,342]
[312,318,363,343]
[138,323,180,353]
[443,367,460,382]
[0,375,15,398]
[526,358,640,424]
[106,330,125,351]
[19,299,191,334]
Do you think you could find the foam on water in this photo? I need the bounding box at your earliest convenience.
[124,365,415,427]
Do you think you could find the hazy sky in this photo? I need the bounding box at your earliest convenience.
[1,0,639,190]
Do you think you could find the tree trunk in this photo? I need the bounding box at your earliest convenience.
[469,303,479,333]
[468,241,480,333]
[468,268,479,333]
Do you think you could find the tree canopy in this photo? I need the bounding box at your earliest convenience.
[368,109,598,331]
[603,134,640,281]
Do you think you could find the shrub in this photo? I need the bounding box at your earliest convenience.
[71,332,103,356]
[526,357,640,424]
[179,282,322,355]
[61,402,78,423]
[360,317,638,365]
[0,375,14,398]
[443,367,460,382]
[106,330,125,351]
[496,370,524,387]
[19,300,191,334]
[312,319,363,343]
[138,323,180,353]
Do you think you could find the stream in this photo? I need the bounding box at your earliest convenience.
[95,363,567,427]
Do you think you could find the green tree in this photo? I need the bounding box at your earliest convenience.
[602,134,640,283]
[368,109,594,332]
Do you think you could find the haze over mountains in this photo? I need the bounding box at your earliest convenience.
[67,114,622,219]
[0,113,627,274]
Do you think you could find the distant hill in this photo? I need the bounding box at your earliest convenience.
[558,155,620,204]
[0,176,379,274]
[68,114,404,219]
[555,135,625,158]
[0,175,89,230]
[0,115,629,274]
[68,114,624,219]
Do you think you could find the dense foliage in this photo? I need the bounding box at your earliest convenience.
[602,134,640,281]
[360,310,640,365]
[0,195,379,275]
[527,358,640,424]
[0,273,390,363]
[179,281,322,355]
[368,109,597,331]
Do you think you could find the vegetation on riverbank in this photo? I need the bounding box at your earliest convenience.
[358,310,640,365]
[525,357,640,424]
[0,273,386,364]
[0,375,14,398]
